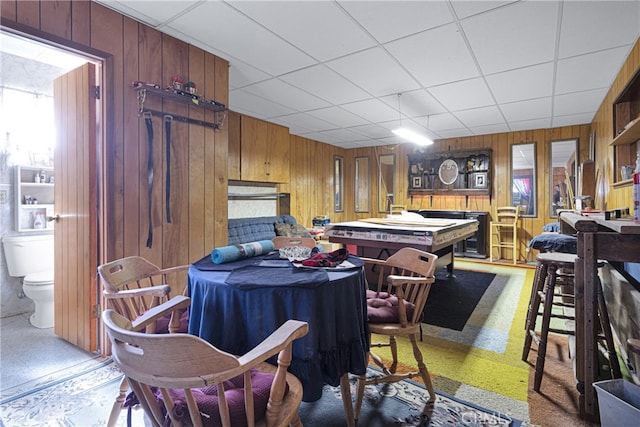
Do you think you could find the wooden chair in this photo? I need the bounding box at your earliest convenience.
[102,299,309,427]
[354,247,439,420]
[272,236,317,249]
[98,256,190,427]
[489,206,520,264]
[389,204,407,215]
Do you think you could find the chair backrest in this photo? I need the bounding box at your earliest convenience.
[102,308,308,427]
[98,256,188,333]
[272,236,317,249]
[495,206,520,224]
[364,247,438,325]
[389,204,407,215]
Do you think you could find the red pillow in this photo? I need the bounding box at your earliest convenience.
[366,289,418,323]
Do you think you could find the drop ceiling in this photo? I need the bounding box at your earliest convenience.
[22,1,640,148]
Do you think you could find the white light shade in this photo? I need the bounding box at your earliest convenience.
[392,128,434,146]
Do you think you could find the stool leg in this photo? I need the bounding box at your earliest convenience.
[596,277,622,379]
[534,264,558,391]
[523,262,548,361]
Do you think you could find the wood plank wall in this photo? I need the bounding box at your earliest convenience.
[1,1,229,282]
[592,38,640,210]
[2,0,638,270]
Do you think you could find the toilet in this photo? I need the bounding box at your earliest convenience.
[3,234,54,328]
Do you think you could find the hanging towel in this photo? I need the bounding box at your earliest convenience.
[211,240,275,264]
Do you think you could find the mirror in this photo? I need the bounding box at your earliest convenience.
[355,157,370,213]
[511,142,537,217]
[378,154,395,213]
[334,155,344,212]
[550,139,578,217]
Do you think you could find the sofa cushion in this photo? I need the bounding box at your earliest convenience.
[227,215,298,246]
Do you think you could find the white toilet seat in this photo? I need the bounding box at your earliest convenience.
[22,270,54,328]
[24,271,54,285]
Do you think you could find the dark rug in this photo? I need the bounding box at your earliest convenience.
[300,367,521,426]
[422,268,496,331]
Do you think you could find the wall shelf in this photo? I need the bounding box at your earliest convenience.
[610,117,640,146]
[133,83,227,129]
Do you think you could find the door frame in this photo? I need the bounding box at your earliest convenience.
[1,23,112,353]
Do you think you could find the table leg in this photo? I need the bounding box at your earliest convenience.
[340,373,355,427]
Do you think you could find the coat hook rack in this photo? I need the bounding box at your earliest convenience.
[133,82,227,130]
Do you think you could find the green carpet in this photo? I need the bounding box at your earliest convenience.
[373,260,535,420]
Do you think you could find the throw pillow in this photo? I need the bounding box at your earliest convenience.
[274,222,311,238]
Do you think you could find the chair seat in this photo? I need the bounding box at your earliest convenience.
[147,308,189,334]
[127,368,275,427]
[366,290,418,324]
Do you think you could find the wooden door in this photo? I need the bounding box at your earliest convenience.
[52,63,98,352]
[240,115,290,182]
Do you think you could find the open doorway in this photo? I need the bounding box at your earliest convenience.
[0,31,100,390]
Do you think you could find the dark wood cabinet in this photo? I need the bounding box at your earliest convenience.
[411,209,488,258]
[407,149,492,196]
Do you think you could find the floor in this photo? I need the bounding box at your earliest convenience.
[0,312,101,393]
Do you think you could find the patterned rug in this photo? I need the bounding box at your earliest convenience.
[0,359,521,426]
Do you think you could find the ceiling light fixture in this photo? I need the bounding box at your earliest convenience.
[392,93,434,146]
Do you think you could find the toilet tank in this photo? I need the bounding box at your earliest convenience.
[2,234,54,277]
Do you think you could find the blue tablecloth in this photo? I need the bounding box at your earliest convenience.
[187,254,369,402]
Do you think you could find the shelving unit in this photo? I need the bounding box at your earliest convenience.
[14,165,54,232]
[407,148,492,198]
[611,67,640,183]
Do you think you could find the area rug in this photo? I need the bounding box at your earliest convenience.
[423,268,496,331]
[0,358,521,426]
[374,260,537,424]
[301,367,521,426]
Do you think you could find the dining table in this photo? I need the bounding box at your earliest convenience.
[187,250,370,425]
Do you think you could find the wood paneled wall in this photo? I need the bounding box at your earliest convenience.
[328,125,591,260]
[591,38,640,210]
[2,1,230,276]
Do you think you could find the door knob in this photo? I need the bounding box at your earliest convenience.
[47,214,60,223]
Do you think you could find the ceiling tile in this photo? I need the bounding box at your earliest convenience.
[242,78,330,111]
[348,123,396,139]
[555,46,633,95]
[305,107,369,128]
[168,1,316,76]
[454,105,505,128]
[339,0,454,43]
[339,98,399,123]
[229,61,271,89]
[501,98,552,122]
[424,112,464,132]
[450,1,517,20]
[385,23,480,87]
[559,1,640,59]
[96,0,200,27]
[326,47,420,97]
[379,90,448,119]
[551,112,595,128]
[230,1,376,61]
[436,127,474,138]
[469,123,511,135]
[462,1,559,74]
[486,62,554,104]
[509,117,552,131]
[229,89,296,118]
[279,64,371,105]
[427,78,495,111]
[274,112,336,132]
[554,88,608,116]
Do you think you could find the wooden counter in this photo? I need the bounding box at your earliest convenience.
[559,212,640,419]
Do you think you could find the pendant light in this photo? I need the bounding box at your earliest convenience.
[392,93,433,146]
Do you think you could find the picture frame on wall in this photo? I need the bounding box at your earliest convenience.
[411,175,422,189]
[474,172,487,189]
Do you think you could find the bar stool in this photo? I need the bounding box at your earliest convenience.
[522,252,621,391]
